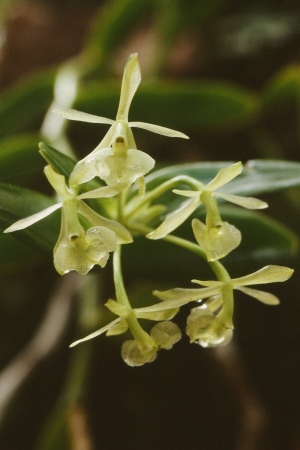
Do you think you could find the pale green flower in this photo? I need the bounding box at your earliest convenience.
[54,207,117,275]
[154,265,294,307]
[53,54,188,191]
[153,265,293,348]
[69,297,182,366]
[147,162,268,240]
[121,321,182,367]
[4,165,132,274]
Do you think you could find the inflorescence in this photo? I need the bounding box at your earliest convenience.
[4,54,293,366]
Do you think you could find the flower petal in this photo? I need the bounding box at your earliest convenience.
[54,225,117,275]
[89,123,118,155]
[186,307,233,347]
[216,192,268,209]
[105,299,130,317]
[106,319,128,336]
[235,286,280,305]
[44,165,72,199]
[94,149,155,189]
[152,286,220,305]
[53,108,115,125]
[121,340,157,367]
[70,148,112,186]
[172,189,199,197]
[205,162,242,192]
[147,196,200,240]
[129,121,189,139]
[69,318,121,347]
[135,307,179,321]
[4,202,63,233]
[191,279,223,287]
[232,265,294,286]
[78,201,133,244]
[150,321,182,350]
[116,53,141,122]
[77,186,118,199]
[192,218,241,261]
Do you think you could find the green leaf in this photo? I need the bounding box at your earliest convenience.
[0,232,48,269]
[38,142,108,215]
[0,134,44,186]
[0,69,55,137]
[38,142,77,179]
[74,81,260,132]
[217,206,298,263]
[0,183,58,253]
[145,159,300,196]
[262,64,300,111]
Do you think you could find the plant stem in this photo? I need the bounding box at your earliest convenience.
[125,175,203,219]
[129,223,231,282]
[113,245,154,351]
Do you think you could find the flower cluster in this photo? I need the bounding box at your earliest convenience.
[3,53,294,366]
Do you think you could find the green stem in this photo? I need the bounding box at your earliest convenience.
[113,245,131,308]
[113,245,154,351]
[125,175,203,219]
[129,223,230,282]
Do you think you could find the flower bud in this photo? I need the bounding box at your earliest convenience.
[150,321,182,350]
[186,307,233,348]
[121,340,157,367]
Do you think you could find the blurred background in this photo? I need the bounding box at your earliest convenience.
[0,0,299,449]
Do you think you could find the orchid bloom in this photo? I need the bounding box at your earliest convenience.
[4,165,132,275]
[70,296,181,366]
[147,162,268,241]
[153,265,293,347]
[53,53,188,193]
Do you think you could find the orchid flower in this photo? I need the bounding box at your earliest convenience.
[70,296,181,366]
[53,53,188,192]
[147,162,268,241]
[4,165,132,275]
[153,265,293,347]
[154,265,293,307]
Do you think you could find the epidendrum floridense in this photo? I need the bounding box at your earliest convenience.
[4,54,294,366]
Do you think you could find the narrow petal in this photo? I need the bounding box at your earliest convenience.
[69,318,121,347]
[152,286,220,304]
[172,189,199,197]
[4,202,62,233]
[192,218,241,261]
[53,108,115,125]
[105,299,130,317]
[89,123,117,155]
[106,319,128,336]
[78,201,133,244]
[44,165,72,199]
[205,162,242,192]
[129,121,189,139]
[216,192,268,209]
[70,148,113,186]
[232,265,294,286]
[135,307,179,321]
[116,53,141,122]
[147,196,200,240]
[192,279,223,287]
[236,286,280,305]
[77,186,118,199]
